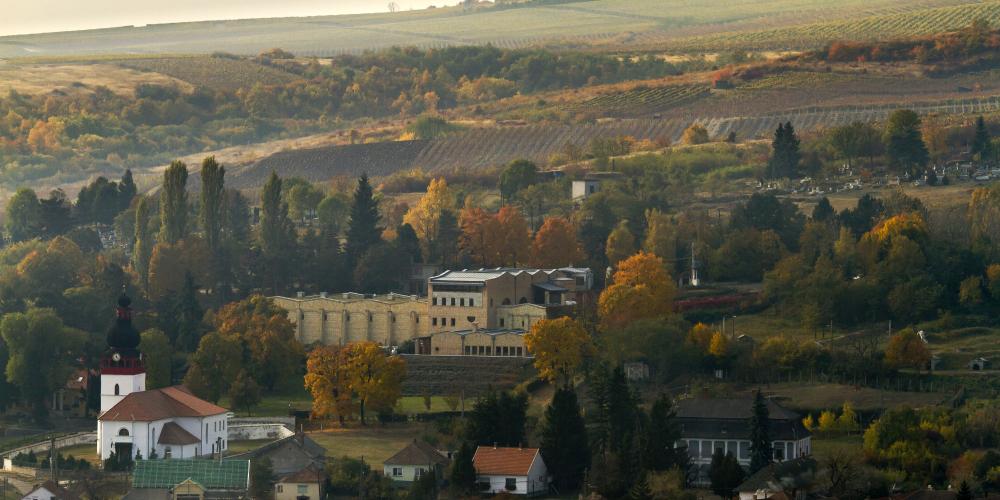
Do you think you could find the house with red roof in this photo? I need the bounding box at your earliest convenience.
[96,295,230,461]
[472,446,548,496]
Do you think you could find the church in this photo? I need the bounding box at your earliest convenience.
[97,294,231,461]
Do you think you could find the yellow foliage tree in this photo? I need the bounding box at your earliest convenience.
[802,414,815,431]
[681,124,710,145]
[304,345,354,422]
[837,401,859,433]
[524,317,592,385]
[642,209,677,263]
[304,341,406,425]
[403,177,455,256]
[687,323,715,351]
[530,217,584,268]
[818,410,837,432]
[708,331,729,358]
[598,252,675,331]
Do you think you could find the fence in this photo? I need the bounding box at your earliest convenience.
[1,432,96,460]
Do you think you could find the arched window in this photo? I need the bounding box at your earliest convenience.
[118,428,129,436]
[518,297,528,304]
[114,384,120,395]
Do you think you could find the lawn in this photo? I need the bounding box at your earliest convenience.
[225,390,467,418]
[58,443,99,465]
[225,439,275,455]
[307,425,427,466]
[811,434,864,462]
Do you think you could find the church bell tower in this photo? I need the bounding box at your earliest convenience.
[100,293,146,414]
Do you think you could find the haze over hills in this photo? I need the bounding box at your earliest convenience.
[0,0,991,58]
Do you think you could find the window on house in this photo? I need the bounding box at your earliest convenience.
[433,318,438,326]
[739,442,750,460]
[164,447,172,458]
[205,424,208,439]
[450,318,455,326]
[114,384,120,395]
[276,485,283,493]
[392,467,402,477]
[415,468,425,478]
[297,485,308,495]
[516,347,523,356]
[774,446,784,461]
[460,298,465,306]
[432,297,437,306]
[500,319,505,327]
[469,298,475,307]
[486,346,492,355]
[451,298,456,306]
[118,428,129,436]
[505,478,517,491]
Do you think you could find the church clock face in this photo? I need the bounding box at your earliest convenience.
[112,352,121,362]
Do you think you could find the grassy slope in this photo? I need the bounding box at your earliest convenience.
[0,0,974,58]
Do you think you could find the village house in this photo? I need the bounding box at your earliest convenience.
[228,432,325,476]
[571,171,623,201]
[272,292,429,347]
[383,440,450,485]
[473,446,548,496]
[22,481,79,500]
[275,465,324,500]
[98,295,230,461]
[676,398,811,484]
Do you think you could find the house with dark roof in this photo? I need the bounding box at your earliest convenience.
[383,440,450,484]
[736,456,817,500]
[275,465,324,500]
[22,480,80,500]
[675,398,811,484]
[473,446,548,496]
[97,295,231,461]
[228,432,325,476]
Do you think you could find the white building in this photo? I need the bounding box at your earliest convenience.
[97,294,230,461]
[473,446,548,496]
[383,440,450,484]
[22,481,78,500]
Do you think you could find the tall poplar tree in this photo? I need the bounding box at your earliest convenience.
[200,157,225,254]
[259,172,295,294]
[345,174,382,268]
[159,161,188,244]
[748,390,773,474]
[133,196,153,291]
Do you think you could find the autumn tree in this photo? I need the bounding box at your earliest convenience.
[214,295,303,392]
[229,370,262,415]
[681,124,709,145]
[530,217,584,268]
[402,178,455,259]
[495,206,531,266]
[304,342,405,424]
[159,161,188,244]
[524,317,592,385]
[884,329,931,371]
[459,204,497,266]
[598,252,675,331]
[643,208,677,263]
[605,220,637,267]
[459,204,530,267]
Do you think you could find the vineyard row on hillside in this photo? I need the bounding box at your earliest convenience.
[228,95,1000,188]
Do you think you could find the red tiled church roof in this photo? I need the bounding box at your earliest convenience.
[473,446,539,476]
[99,385,227,421]
[157,422,200,445]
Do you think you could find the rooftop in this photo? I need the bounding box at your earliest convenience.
[473,446,540,476]
[277,292,423,303]
[157,422,200,445]
[384,440,450,467]
[430,267,590,284]
[278,465,325,484]
[676,398,802,421]
[132,459,250,490]
[99,385,228,422]
[430,328,526,337]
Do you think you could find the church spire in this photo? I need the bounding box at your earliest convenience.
[107,292,140,352]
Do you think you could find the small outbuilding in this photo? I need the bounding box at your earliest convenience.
[968,357,990,371]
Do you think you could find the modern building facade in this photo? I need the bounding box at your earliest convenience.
[272,293,430,347]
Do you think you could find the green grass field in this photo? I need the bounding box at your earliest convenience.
[758,382,948,412]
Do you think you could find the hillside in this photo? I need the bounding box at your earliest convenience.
[0,0,979,58]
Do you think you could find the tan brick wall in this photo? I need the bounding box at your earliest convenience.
[273,295,429,346]
[428,271,559,332]
[429,331,527,357]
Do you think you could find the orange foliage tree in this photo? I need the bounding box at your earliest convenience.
[884,329,931,371]
[530,217,584,268]
[598,251,676,331]
[214,294,304,392]
[459,204,530,267]
[304,341,406,424]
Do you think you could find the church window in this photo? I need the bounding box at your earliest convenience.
[118,428,129,436]
[164,447,172,458]
[114,384,120,396]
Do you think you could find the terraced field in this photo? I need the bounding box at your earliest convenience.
[567,84,710,117]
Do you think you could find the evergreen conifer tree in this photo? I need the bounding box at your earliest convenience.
[541,386,590,490]
[345,174,382,270]
[450,441,477,494]
[748,390,773,474]
[973,115,992,161]
[643,394,686,472]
